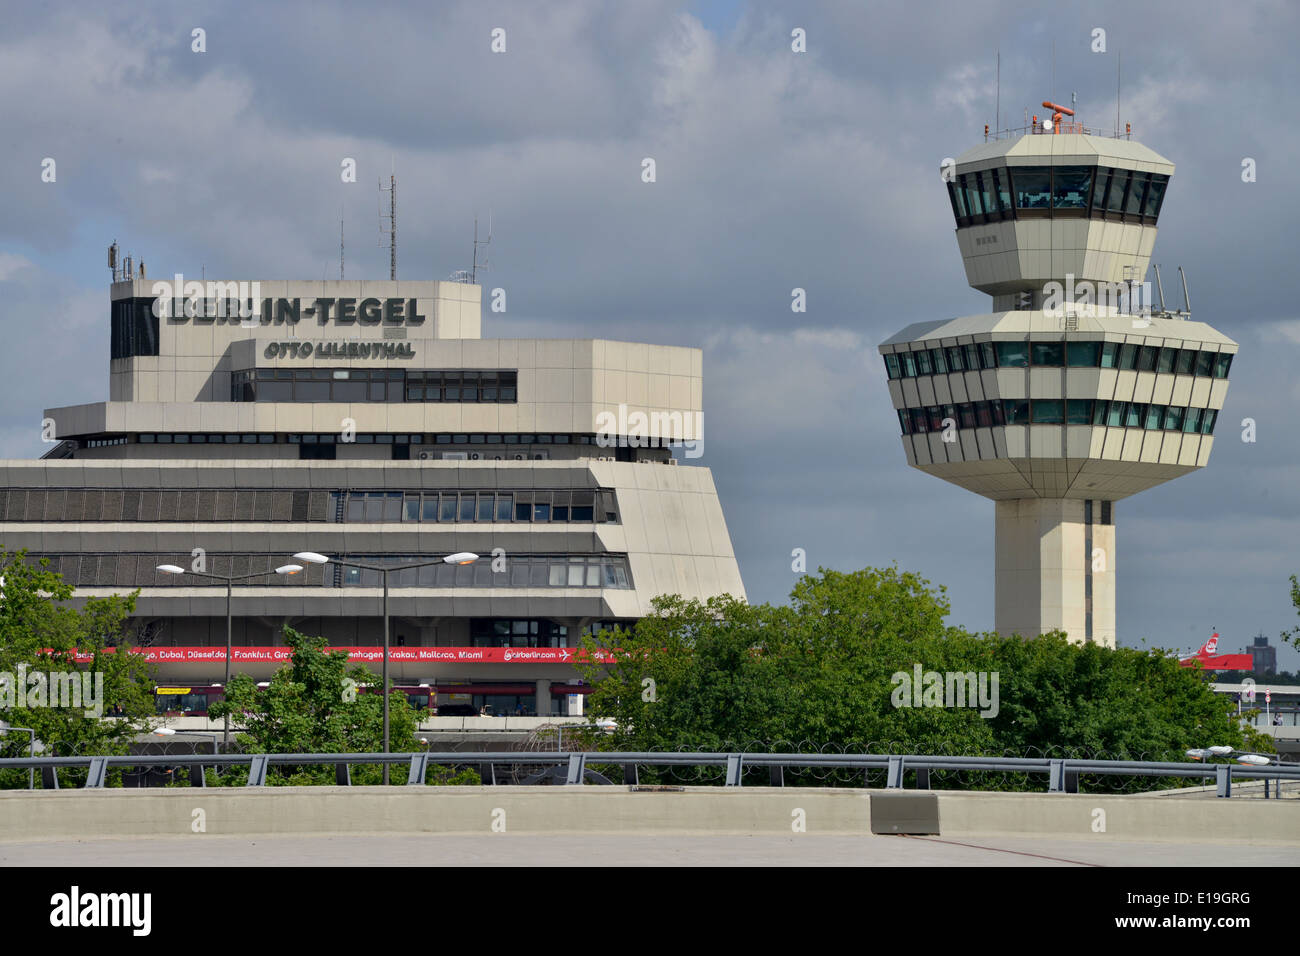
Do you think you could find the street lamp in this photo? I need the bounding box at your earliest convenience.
[156,562,303,749]
[293,550,478,783]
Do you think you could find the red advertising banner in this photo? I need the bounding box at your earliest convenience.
[58,646,615,665]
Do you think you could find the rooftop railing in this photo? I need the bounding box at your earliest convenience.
[985,122,1132,143]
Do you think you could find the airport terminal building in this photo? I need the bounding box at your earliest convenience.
[0,274,744,715]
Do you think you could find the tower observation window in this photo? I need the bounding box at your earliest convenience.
[1125,172,1150,217]
[1066,400,1094,424]
[1092,168,1112,214]
[895,398,1223,437]
[961,175,984,216]
[1143,176,1168,218]
[948,166,1168,228]
[1002,400,1030,425]
[994,342,1028,368]
[1105,171,1131,213]
[1067,342,1101,367]
[1030,400,1063,424]
[1029,342,1064,366]
[1052,167,1092,209]
[991,169,1012,213]
[1013,168,1052,209]
[881,341,1228,383]
[947,183,964,220]
[976,172,995,217]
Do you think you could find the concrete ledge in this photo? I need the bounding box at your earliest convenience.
[0,787,1296,845]
[932,789,1299,844]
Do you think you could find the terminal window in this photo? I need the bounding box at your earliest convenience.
[26,552,633,591]
[110,299,160,359]
[231,368,518,403]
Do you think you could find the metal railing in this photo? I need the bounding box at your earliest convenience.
[985,122,1132,142]
[3,751,1298,797]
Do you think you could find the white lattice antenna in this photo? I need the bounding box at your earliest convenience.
[471,213,492,284]
[378,162,396,280]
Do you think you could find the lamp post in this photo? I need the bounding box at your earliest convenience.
[156,562,303,749]
[293,550,478,784]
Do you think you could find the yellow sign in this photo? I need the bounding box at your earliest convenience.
[156,687,192,695]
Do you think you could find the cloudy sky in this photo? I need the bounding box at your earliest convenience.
[1,0,1297,667]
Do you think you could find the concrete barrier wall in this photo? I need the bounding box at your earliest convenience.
[0,787,1295,845]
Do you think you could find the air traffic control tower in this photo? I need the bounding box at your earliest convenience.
[878,105,1237,647]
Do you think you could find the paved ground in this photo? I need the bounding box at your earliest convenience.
[3,833,1296,866]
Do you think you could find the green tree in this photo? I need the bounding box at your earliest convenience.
[208,626,473,785]
[1282,574,1300,650]
[576,567,1001,756]
[576,566,1261,789]
[0,547,156,788]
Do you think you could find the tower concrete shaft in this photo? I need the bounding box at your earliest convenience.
[995,498,1115,646]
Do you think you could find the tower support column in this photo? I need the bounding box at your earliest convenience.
[995,498,1115,647]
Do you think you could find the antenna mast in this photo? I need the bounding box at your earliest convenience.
[995,50,1000,134]
[471,213,492,284]
[379,164,396,280]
